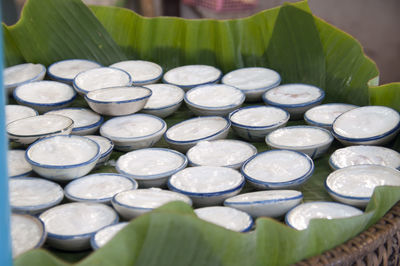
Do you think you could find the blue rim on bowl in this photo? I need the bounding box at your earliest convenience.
[47,59,102,83]
[5,63,46,90]
[303,103,358,128]
[12,214,48,251]
[90,222,129,250]
[224,191,303,206]
[109,60,163,85]
[324,180,370,202]
[85,135,114,161]
[84,86,152,104]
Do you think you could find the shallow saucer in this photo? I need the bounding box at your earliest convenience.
[110,60,163,85]
[8,149,32,178]
[90,222,129,250]
[47,59,101,83]
[4,63,46,94]
[304,103,358,130]
[5,105,38,125]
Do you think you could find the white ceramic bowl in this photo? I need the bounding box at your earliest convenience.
[39,202,118,251]
[224,190,303,218]
[11,214,46,258]
[100,114,167,152]
[90,222,129,250]
[5,105,38,125]
[285,201,363,230]
[73,67,132,94]
[7,114,74,145]
[9,177,64,215]
[241,150,314,189]
[184,84,245,116]
[142,84,185,118]
[64,173,138,204]
[332,106,400,146]
[116,148,188,188]
[110,60,163,85]
[13,81,77,113]
[186,139,257,169]
[304,103,358,130]
[84,135,114,166]
[229,106,290,141]
[8,149,32,177]
[164,116,231,152]
[85,86,152,116]
[168,166,245,207]
[325,165,400,207]
[47,59,101,83]
[194,206,253,232]
[329,145,400,170]
[112,188,192,220]
[163,65,222,91]
[45,108,103,135]
[262,84,325,119]
[221,67,281,102]
[25,135,100,181]
[265,126,333,159]
[4,63,46,95]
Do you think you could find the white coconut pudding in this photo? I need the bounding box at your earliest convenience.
[8,150,32,177]
[142,84,184,117]
[39,202,118,251]
[4,63,46,94]
[304,103,358,129]
[5,105,38,125]
[186,140,257,169]
[265,126,333,158]
[65,173,138,204]
[325,165,400,207]
[11,214,46,258]
[163,65,222,90]
[45,108,103,135]
[110,60,163,85]
[329,146,400,170]
[9,177,64,214]
[242,150,314,189]
[91,222,128,250]
[48,59,101,83]
[13,81,77,113]
[194,206,253,232]
[84,135,114,165]
[332,106,400,146]
[116,148,188,188]
[285,202,363,230]
[222,67,281,101]
[73,67,132,94]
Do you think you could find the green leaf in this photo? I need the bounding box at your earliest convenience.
[3,24,25,67]
[369,83,400,111]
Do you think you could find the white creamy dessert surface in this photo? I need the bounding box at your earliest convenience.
[49,59,101,80]
[265,84,322,105]
[101,115,164,138]
[143,84,184,109]
[186,84,244,107]
[163,65,221,86]
[230,106,288,127]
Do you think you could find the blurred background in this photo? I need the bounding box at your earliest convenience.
[3,0,399,84]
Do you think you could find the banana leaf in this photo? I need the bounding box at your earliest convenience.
[3,0,400,265]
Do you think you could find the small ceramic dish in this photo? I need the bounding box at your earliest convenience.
[168,166,245,207]
[164,116,231,152]
[186,139,257,169]
[332,106,400,146]
[5,105,38,125]
[110,60,163,85]
[285,201,363,230]
[25,135,100,181]
[304,103,358,130]
[116,148,188,188]
[90,222,128,250]
[265,126,333,159]
[262,84,325,119]
[241,150,314,189]
[47,59,101,83]
[8,150,33,177]
[9,177,64,215]
[100,114,167,151]
[224,190,303,218]
[325,165,400,207]
[85,86,152,116]
[45,108,103,135]
[11,214,46,258]
[13,81,77,113]
[65,173,138,204]
[194,206,253,232]
[142,83,185,118]
[73,67,132,94]
[162,65,222,91]
[229,106,290,141]
[112,188,192,220]
[184,84,245,116]
[329,145,400,170]
[7,114,74,145]
[4,63,46,95]
[84,135,114,166]
[221,67,281,102]
[39,202,118,251]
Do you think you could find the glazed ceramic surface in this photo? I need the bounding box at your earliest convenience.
[4,63,46,94]
[48,59,101,83]
[110,60,163,85]
[142,83,184,118]
[8,149,32,177]
[304,103,358,129]
[90,222,128,250]
[84,135,114,165]
[5,105,38,125]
